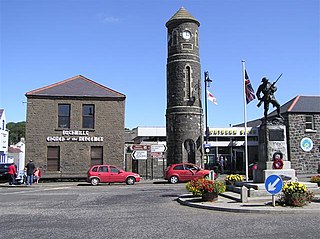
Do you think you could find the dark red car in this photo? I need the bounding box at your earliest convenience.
[87,165,141,186]
[164,163,215,184]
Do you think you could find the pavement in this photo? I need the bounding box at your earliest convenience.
[177,193,320,214]
[177,173,320,214]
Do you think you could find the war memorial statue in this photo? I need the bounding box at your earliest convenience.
[256,75,283,121]
[254,74,296,183]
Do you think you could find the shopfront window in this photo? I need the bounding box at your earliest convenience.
[58,104,70,128]
[83,104,94,129]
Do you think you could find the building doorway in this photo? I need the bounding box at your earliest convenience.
[233,149,244,173]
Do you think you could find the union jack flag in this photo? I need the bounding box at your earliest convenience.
[245,70,256,104]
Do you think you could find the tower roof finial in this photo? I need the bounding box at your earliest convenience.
[166,7,200,27]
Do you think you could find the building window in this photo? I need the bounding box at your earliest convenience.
[58,104,70,128]
[47,146,60,171]
[172,30,178,45]
[306,115,314,130]
[83,104,94,129]
[184,65,193,99]
[91,146,103,165]
[195,31,199,47]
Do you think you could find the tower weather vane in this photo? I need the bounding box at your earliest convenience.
[256,73,283,121]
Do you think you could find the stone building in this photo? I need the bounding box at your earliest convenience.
[25,75,126,179]
[165,7,203,166]
[281,96,320,174]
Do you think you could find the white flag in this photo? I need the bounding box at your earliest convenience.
[207,90,218,105]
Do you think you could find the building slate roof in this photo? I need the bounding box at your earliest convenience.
[8,147,22,153]
[166,7,200,27]
[234,95,320,127]
[0,109,3,118]
[25,75,126,99]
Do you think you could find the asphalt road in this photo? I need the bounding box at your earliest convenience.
[0,182,319,239]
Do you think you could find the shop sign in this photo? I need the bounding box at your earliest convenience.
[47,129,103,142]
[47,136,104,142]
[209,127,258,137]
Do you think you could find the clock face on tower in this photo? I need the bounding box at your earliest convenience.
[182,30,192,40]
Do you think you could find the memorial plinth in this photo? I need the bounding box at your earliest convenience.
[254,120,295,182]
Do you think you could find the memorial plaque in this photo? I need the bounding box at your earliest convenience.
[269,129,284,141]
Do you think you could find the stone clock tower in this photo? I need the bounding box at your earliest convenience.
[165,7,203,166]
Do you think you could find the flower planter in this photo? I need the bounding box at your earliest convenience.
[202,192,218,202]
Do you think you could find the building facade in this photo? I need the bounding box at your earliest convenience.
[25,75,126,179]
[0,109,9,163]
[124,126,258,179]
[166,7,204,166]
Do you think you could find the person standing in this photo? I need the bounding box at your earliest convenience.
[7,164,17,185]
[218,155,225,174]
[25,160,35,185]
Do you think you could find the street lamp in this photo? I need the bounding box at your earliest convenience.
[204,71,212,145]
[204,71,212,170]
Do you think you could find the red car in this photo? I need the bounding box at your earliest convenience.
[87,165,141,186]
[164,163,215,184]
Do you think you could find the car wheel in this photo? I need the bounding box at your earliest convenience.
[169,176,179,184]
[126,177,135,185]
[90,178,100,186]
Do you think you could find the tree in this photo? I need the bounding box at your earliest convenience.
[6,121,26,145]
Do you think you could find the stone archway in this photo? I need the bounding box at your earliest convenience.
[184,139,195,164]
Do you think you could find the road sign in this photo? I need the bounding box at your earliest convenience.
[151,144,167,153]
[203,143,211,153]
[265,175,283,195]
[131,150,147,160]
[130,144,150,151]
[151,152,163,158]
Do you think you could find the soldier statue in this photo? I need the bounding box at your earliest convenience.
[256,76,283,120]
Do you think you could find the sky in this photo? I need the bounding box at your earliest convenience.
[1,0,319,129]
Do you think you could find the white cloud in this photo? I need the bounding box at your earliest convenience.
[97,13,120,24]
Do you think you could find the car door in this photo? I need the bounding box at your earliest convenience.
[109,166,124,183]
[191,165,205,179]
[183,164,197,181]
[97,166,110,183]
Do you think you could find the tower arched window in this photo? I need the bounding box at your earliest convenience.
[185,66,193,99]
[172,30,178,46]
[195,31,199,47]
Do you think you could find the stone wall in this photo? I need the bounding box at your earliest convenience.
[287,113,320,174]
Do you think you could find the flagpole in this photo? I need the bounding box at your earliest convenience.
[242,60,249,182]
